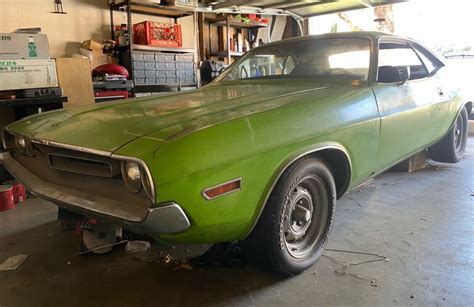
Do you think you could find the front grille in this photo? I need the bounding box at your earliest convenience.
[12,144,151,209]
[48,152,120,178]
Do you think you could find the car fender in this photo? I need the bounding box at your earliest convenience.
[244,141,353,238]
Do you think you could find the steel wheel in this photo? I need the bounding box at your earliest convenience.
[282,175,328,259]
[453,114,464,152]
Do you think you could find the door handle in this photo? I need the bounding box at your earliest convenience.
[437,87,444,96]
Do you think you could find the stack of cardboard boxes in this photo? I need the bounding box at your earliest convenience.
[76,39,116,69]
[0,32,59,91]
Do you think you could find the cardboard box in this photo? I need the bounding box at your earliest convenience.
[79,48,117,69]
[0,33,50,60]
[82,39,104,52]
[0,59,58,91]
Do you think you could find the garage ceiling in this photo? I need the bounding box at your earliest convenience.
[203,0,409,18]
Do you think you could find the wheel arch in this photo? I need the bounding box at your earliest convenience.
[244,143,352,238]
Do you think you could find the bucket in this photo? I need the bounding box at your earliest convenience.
[3,180,27,204]
[0,185,15,212]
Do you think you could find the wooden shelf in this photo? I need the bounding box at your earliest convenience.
[109,1,194,18]
[208,17,269,29]
[109,0,200,92]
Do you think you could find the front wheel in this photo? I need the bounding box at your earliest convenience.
[429,107,468,163]
[245,157,336,276]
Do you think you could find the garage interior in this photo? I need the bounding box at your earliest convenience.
[1,0,473,306]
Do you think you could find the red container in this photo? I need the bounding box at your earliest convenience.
[4,180,27,204]
[0,185,15,212]
[95,90,129,100]
[133,21,182,48]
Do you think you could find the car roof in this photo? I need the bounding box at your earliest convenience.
[262,31,399,48]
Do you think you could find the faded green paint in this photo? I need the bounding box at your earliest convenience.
[5,33,466,244]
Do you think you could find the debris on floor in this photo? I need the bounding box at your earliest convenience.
[0,254,28,271]
[125,240,151,254]
[173,262,193,272]
[323,248,389,284]
[78,240,128,255]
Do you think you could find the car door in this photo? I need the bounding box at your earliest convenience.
[409,43,458,142]
[372,38,448,171]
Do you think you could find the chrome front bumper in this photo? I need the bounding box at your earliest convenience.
[0,151,190,236]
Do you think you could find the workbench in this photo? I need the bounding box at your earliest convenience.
[0,96,67,120]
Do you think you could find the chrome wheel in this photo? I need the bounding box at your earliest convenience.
[283,175,328,259]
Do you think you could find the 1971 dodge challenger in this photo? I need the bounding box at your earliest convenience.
[0,32,471,275]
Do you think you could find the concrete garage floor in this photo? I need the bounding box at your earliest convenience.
[0,138,473,307]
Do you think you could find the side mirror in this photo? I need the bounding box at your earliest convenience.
[397,66,410,86]
[377,65,410,85]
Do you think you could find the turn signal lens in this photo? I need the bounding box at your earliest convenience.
[202,178,241,200]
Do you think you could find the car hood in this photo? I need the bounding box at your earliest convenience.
[8,81,335,153]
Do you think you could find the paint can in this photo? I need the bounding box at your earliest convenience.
[12,182,26,204]
[0,185,15,212]
[3,180,27,204]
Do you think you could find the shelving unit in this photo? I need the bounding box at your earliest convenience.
[208,16,268,63]
[109,0,199,94]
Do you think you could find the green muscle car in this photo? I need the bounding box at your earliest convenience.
[0,32,471,275]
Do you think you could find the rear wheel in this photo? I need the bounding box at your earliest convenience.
[245,157,336,276]
[429,107,468,163]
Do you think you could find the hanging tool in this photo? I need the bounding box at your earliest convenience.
[52,0,67,14]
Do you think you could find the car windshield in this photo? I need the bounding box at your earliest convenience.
[216,38,371,83]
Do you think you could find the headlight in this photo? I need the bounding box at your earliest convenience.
[15,135,33,155]
[141,169,154,200]
[16,136,26,152]
[121,161,142,193]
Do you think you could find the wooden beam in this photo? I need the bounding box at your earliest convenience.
[212,0,253,10]
[285,0,338,10]
[257,0,339,10]
[197,12,205,61]
[299,0,408,18]
[260,1,294,9]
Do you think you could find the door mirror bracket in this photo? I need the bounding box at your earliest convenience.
[397,66,410,86]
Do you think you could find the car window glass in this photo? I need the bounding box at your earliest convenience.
[379,47,422,67]
[284,56,296,74]
[329,50,370,70]
[413,47,437,74]
[220,38,371,82]
[378,42,429,81]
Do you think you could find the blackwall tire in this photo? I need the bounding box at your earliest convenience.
[430,107,468,163]
[245,156,336,276]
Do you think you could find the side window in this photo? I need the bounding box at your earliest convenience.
[377,42,429,82]
[412,45,441,75]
